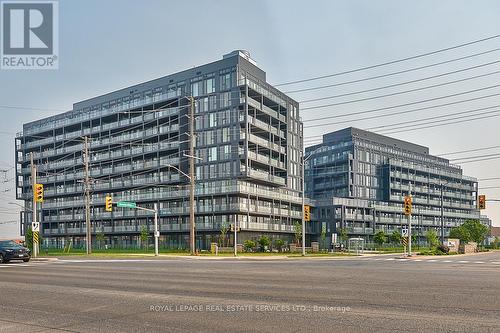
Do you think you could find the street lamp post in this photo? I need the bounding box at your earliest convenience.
[302,146,323,256]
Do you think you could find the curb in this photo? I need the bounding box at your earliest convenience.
[31,257,59,262]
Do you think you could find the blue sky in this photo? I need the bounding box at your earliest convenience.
[1,0,500,237]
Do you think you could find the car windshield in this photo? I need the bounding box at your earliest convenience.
[0,241,20,247]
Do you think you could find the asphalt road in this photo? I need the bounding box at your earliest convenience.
[1,252,499,333]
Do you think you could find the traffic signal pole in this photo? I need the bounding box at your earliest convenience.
[408,182,412,257]
[30,153,38,258]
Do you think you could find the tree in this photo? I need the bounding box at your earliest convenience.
[274,239,285,252]
[293,221,302,245]
[25,227,42,252]
[449,226,471,243]
[339,228,348,245]
[244,239,256,252]
[450,220,489,245]
[25,227,33,251]
[140,226,149,250]
[425,229,439,248]
[320,226,327,251]
[373,231,387,248]
[390,230,402,244]
[96,231,105,250]
[219,223,229,247]
[258,235,271,251]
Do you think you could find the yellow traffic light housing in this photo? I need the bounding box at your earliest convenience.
[403,196,412,216]
[304,205,311,221]
[105,195,113,212]
[34,183,44,203]
[478,195,486,210]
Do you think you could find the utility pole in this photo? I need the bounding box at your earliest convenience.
[83,136,92,255]
[440,183,444,244]
[189,97,196,255]
[30,153,38,258]
[154,203,159,257]
[408,182,412,257]
[302,156,306,256]
[233,219,237,257]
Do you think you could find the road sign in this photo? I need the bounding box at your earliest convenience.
[33,231,39,244]
[117,201,137,209]
[402,236,408,246]
[154,231,160,238]
[32,222,40,232]
[401,228,409,237]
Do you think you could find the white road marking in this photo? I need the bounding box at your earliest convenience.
[474,261,486,264]
[385,258,395,261]
[442,260,452,263]
[458,260,469,263]
[427,259,437,262]
[414,259,422,262]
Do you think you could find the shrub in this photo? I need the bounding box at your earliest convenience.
[258,236,271,251]
[274,239,285,252]
[244,240,256,252]
[436,244,450,254]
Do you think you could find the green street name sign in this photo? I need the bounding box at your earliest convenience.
[117,201,137,209]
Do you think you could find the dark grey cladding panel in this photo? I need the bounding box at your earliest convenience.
[323,127,429,155]
[73,55,240,111]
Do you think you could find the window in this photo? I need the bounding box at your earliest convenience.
[209,113,217,127]
[208,147,218,162]
[206,78,215,94]
[220,73,231,90]
[191,81,202,97]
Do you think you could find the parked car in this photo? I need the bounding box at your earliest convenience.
[0,240,31,263]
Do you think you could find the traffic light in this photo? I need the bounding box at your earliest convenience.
[304,205,311,222]
[105,195,113,212]
[230,224,240,232]
[34,184,44,203]
[478,195,486,210]
[403,196,412,216]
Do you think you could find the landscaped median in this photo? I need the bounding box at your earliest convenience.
[36,248,371,260]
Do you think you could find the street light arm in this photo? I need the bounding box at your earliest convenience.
[8,202,33,212]
[166,164,191,180]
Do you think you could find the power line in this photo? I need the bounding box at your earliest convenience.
[379,112,500,136]
[303,102,500,142]
[284,48,500,94]
[450,152,500,161]
[302,82,500,112]
[376,109,500,135]
[437,145,500,157]
[275,33,500,86]
[299,61,500,104]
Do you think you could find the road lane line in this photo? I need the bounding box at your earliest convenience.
[474,261,485,264]
[427,259,437,262]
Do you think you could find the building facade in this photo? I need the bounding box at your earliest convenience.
[305,127,481,245]
[15,50,303,250]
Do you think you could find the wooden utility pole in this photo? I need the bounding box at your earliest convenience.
[189,97,196,255]
[83,136,92,254]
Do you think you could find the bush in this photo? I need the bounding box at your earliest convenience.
[258,236,271,251]
[243,240,256,252]
[436,244,450,254]
[273,239,285,252]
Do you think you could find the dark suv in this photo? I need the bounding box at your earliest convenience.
[0,241,31,263]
